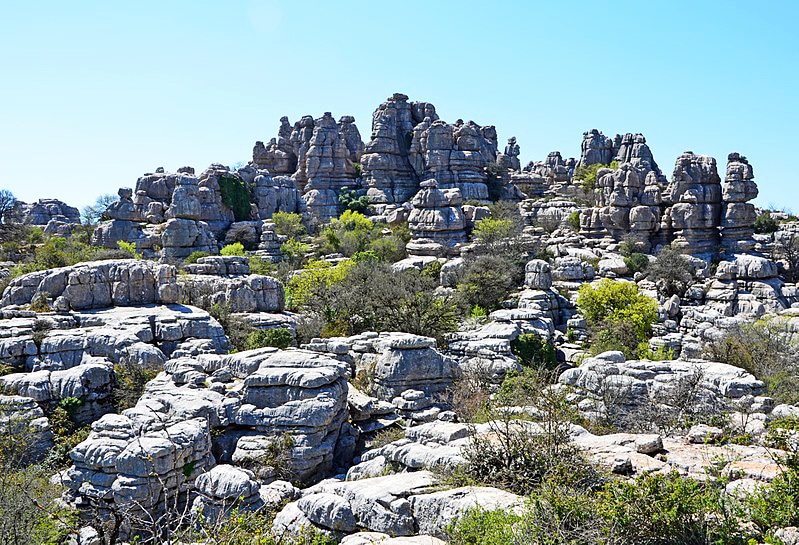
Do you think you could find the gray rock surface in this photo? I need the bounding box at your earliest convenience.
[1,259,180,310]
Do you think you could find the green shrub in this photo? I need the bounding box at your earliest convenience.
[704,317,799,405]
[577,279,658,340]
[244,328,293,350]
[353,162,362,178]
[220,242,246,256]
[573,160,619,192]
[596,472,741,544]
[271,212,306,240]
[648,243,694,297]
[185,250,210,264]
[624,252,650,274]
[754,211,779,234]
[457,254,519,311]
[116,240,141,259]
[510,333,557,370]
[280,238,309,268]
[577,279,658,358]
[248,255,276,275]
[338,187,369,213]
[472,218,515,245]
[218,174,251,221]
[567,210,581,231]
[318,210,377,257]
[114,361,160,412]
[470,305,488,319]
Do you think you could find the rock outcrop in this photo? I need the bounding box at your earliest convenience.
[361,93,426,205]
[721,153,758,253]
[7,198,81,226]
[406,180,466,258]
[160,176,218,260]
[1,259,180,311]
[663,152,723,257]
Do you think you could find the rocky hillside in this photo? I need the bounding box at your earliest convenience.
[3,92,799,545]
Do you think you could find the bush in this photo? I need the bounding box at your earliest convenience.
[472,218,515,245]
[754,211,779,234]
[339,187,369,213]
[510,333,557,370]
[280,238,309,269]
[116,240,141,259]
[597,472,742,544]
[10,235,100,277]
[457,254,519,311]
[577,279,658,358]
[704,317,799,405]
[218,173,251,221]
[185,250,210,264]
[458,368,597,496]
[577,279,658,339]
[573,160,619,192]
[624,252,650,274]
[648,243,694,297]
[220,242,246,256]
[114,361,161,412]
[244,328,293,350]
[271,212,307,240]
[318,210,377,257]
[567,211,581,231]
[289,259,459,345]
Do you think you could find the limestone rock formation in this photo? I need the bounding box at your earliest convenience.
[338,115,365,163]
[663,152,723,257]
[252,116,298,175]
[302,112,359,224]
[577,129,615,169]
[1,259,180,310]
[6,198,81,226]
[408,118,495,201]
[721,153,758,253]
[361,93,425,205]
[160,176,218,260]
[406,180,466,257]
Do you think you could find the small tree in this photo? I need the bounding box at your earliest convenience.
[754,211,779,234]
[0,190,17,224]
[81,193,116,225]
[648,243,694,297]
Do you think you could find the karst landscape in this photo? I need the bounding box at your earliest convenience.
[3,4,799,545]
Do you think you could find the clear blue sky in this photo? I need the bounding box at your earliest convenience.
[1,1,797,211]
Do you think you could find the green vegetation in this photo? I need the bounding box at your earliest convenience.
[218,173,252,221]
[116,240,141,259]
[577,279,658,358]
[624,252,650,274]
[567,210,581,231]
[271,211,307,240]
[648,242,694,297]
[510,333,557,370]
[220,242,246,256]
[573,160,619,192]
[244,327,293,350]
[317,210,407,261]
[286,258,458,344]
[338,187,369,213]
[704,317,799,405]
[185,250,210,264]
[754,210,779,234]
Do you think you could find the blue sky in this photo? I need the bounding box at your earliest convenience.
[1,0,797,211]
